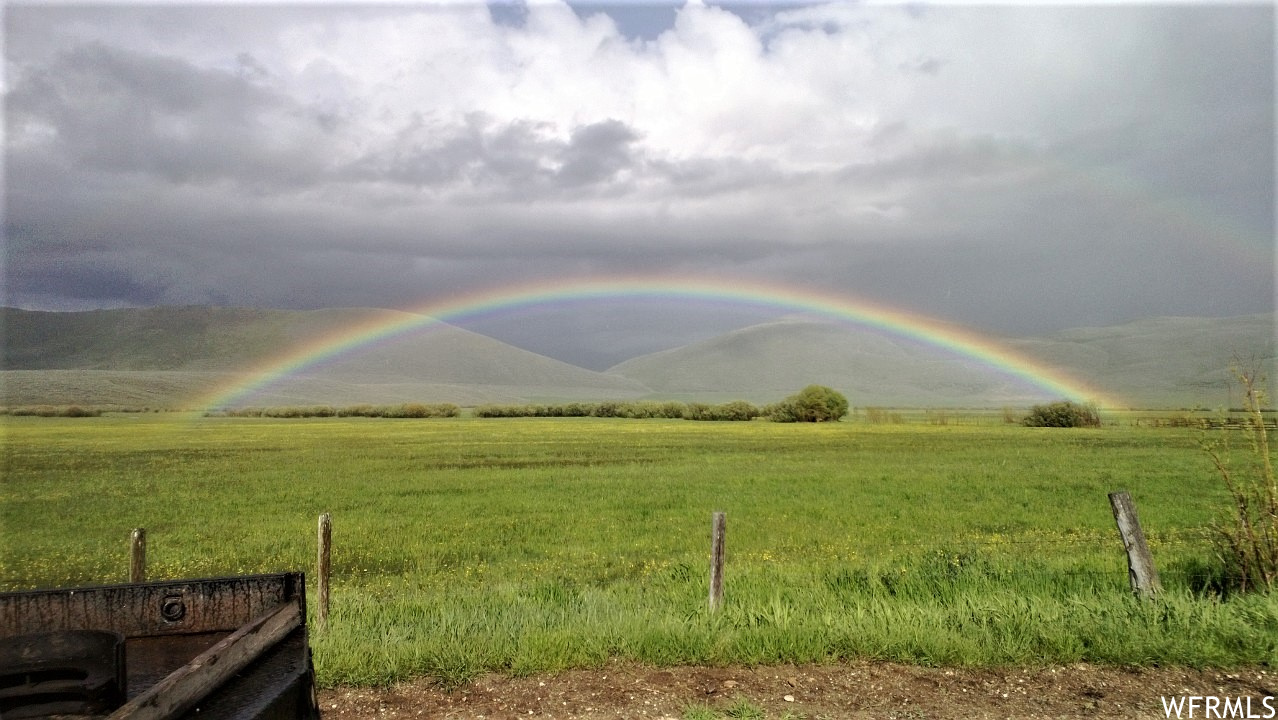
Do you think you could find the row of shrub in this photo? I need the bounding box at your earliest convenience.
[1,405,103,417]
[2,395,1100,427]
[473,400,763,421]
[474,387,852,423]
[207,403,460,418]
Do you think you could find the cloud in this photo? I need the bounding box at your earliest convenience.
[557,119,640,187]
[341,114,642,197]
[2,1,1271,349]
[7,40,334,188]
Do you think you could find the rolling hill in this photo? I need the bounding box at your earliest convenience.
[608,313,1275,409]
[1007,313,1276,409]
[0,307,647,408]
[605,317,1044,407]
[1,306,1272,409]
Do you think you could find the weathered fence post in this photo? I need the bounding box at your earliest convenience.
[1108,491,1161,598]
[709,511,726,612]
[317,513,331,630]
[130,528,146,583]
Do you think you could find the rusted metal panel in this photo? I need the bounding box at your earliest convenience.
[0,574,302,639]
[0,574,319,719]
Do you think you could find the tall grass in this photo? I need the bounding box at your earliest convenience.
[312,563,1277,688]
[2,414,1274,686]
[1204,365,1278,592]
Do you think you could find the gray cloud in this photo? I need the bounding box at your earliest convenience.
[343,114,642,196]
[2,1,1272,364]
[557,119,639,187]
[8,41,333,188]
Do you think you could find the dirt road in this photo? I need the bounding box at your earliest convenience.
[319,661,1275,719]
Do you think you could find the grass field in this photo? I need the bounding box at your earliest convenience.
[2,413,1275,687]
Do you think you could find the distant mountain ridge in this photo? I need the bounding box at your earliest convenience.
[1007,314,1276,408]
[0,306,647,408]
[606,317,1046,406]
[1,306,1272,409]
[3,306,395,370]
[608,313,1275,408]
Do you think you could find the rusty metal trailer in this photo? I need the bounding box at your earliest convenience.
[0,572,320,719]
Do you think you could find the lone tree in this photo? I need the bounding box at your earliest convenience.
[767,385,849,422]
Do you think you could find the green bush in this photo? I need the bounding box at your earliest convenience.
[474,403,562,418]
[262,405,334,418]
[678,401,760,421]
[386,403,434,418]
[1021,401,1100,428]
[4,405,103,417]
[209,403,459,419]
[714,400,761,421]
[473,404,514,418]
[471,400,760,422]
[590,402,620,418]
[388,404,465,419]
[766,385,849,423]
[557,402,593,417]
[681,402,713,421]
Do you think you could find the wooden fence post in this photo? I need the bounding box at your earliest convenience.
[317,513,331,630]
[1108,491,1162,598]
[130,528,146,583]
[709,511,726,612]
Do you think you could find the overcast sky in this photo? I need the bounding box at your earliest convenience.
[4,1,1274,367]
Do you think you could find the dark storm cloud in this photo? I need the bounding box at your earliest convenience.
[9,253,166,307]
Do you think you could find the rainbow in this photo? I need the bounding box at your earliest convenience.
[196,275,1120,410]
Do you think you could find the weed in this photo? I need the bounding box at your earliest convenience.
[724,697,767,719]
[1203,361,1277,592]
[682,704,722,720]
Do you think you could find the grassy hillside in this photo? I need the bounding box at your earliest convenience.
[1009,314,1276,409]
[606,317,1049,407]
[1,306,379,370]
[3,307,1272,409]
[0,370,234,409]
[609,314,1276,409]
[1,306,648,408]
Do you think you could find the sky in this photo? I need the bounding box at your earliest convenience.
[3,1,1274,368]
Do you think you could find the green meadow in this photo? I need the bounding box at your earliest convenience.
[2,413,1275,687]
